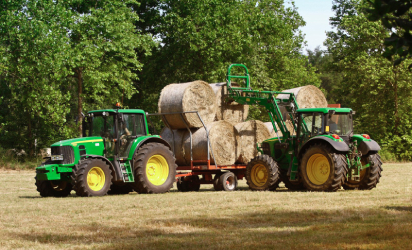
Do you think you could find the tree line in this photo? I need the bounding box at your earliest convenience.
[0,0,410,161]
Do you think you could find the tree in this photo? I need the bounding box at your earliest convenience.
[326,0,412,160]
[366,0,412,67]
[129,0,321,119]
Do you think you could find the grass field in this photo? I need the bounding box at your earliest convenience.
[0,163,411,250]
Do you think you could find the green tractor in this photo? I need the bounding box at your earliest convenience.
[226,64,382,192]
[35,105,177,197]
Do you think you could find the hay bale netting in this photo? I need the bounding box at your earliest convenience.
[158,81,217,129]
[276,85,328,120]
[160,128,189,166]
[182,121,238,166]
[235,120,272,164]
[209,82,249,124]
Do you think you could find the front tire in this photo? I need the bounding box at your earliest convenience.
[342,153,382,190]
[132,143,177,194]
[246,155,280,191]
[300,144,347,192]
[35,179,72,197]
[72,158,112,197]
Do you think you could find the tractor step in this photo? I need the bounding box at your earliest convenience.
[120,161,134,183]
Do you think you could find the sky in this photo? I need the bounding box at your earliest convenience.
[286,0,335,52]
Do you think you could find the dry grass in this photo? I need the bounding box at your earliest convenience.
[1,163,412,249]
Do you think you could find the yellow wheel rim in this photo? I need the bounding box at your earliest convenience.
[251,164,268,187]
[146,155,169,186]
[87,167,106,191]
[306,154,330,185]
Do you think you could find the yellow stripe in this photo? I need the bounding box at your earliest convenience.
[71,139,103,146]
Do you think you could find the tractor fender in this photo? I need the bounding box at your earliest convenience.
[299,137,350,158]
[358,139,380,155]
[130,137,172,161]
[84,155,120,181]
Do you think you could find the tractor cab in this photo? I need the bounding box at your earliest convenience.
[296,107,354,144]
[83,108,148,159]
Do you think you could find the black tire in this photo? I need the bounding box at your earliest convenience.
[35,179,72,197]
[108,182,134,195]
[300,144,348,192]
[342,153,383,190]
[177,175,200,192]
[132,143,177,194]
[217,172,238,191]
[246,155,280,191]
[279,168,305,191]
[213,172,223,191]
[72,158,112,197]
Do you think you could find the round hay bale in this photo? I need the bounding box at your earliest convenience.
[276,85,327,121]
[276,85,327,109]
[235,120,272,164]
[158,81,217,129]
[264,121,296,137]
[160,128,189,166]
[183,121,237,166]
[264,122,282,138]
[210,83,249,125]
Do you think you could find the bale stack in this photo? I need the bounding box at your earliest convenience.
[209,83,249,125]
[158,81,327,166]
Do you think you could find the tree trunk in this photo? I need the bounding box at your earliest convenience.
[77,68,83,137]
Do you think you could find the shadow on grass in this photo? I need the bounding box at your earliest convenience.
[10,207,412,249]
[384,206,412,212]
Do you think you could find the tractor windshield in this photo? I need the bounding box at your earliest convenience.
[90,113,115,139]
[328,113,352,136]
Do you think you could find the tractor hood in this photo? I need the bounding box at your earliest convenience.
[51,137,104,148]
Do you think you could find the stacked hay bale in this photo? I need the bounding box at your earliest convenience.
[209,83,249,125]
[159,81,327,166]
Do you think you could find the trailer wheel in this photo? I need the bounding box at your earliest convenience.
[246,155,280,191]
[213,173,222,191]
[35,179,72,197]
[280,168,305,191]
[72,158,112,197]
[343,153,382,190]
[177,175,200,192]
[300,144,347,192]
[132,143,177,194]
[217,172,238,191]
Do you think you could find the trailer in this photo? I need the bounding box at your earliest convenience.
[147,111,247,192]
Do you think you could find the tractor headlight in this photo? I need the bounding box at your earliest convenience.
[51,155,64,161]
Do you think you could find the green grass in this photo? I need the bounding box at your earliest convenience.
[0,163,412,249]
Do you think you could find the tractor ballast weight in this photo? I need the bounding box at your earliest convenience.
[226,64,382,192]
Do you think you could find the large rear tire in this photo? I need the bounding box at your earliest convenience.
[35,179,72,197]
[132,143,177,194]
[72,158,112,197]
[246,155,280,191]
[300,144,347,192]
[342,153,382,190]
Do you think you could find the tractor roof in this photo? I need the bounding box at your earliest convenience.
[297,107,352,114]
[88,109,146,115]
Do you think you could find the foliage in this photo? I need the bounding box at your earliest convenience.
[326,0,412,161]
[0,0,150,153]
[366,0,412,67]
[128,0,321,121]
